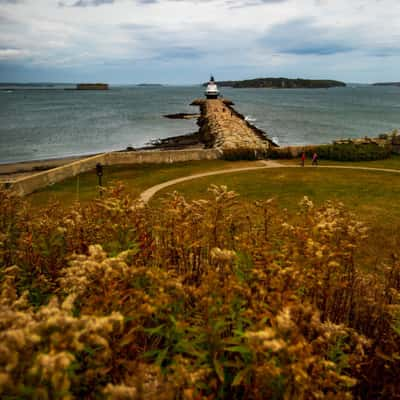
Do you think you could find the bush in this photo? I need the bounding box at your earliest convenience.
[0,186,399,399]
[267,147,295,159]
[306,143,392,161]
[222,147,268,161]
[268,143,392,161]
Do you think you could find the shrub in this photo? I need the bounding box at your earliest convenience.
[267,147,295,159]
[0,186,399,398]
[268,143,392,161]
[222,147,268,161]
[307,143,392,161]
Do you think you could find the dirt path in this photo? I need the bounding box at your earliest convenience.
[139,161,400,204]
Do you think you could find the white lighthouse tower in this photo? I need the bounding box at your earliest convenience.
[205,75,219,99]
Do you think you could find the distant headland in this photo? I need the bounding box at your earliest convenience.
[137,83,163,87]
[204,77,346,89]
[76,83,109,90]
[372,82,400,87]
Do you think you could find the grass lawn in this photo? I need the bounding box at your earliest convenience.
[28,159,263,207]
[153,167,400,265]
[153,167,400,216]
[24,155,400,266]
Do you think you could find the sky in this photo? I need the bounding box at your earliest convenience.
[0,0,400,84]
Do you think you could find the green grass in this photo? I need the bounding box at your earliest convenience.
[28,160,262,207]
[154,167,400,264]
[154,167,400,214]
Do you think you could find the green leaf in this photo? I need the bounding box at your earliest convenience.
[144,324,165,336]
[232,369,248,386]
[214,319,229,331]
[213,358,225,383]
[142,349,159,360]
[226,346,251,356]
[156,347,169,366]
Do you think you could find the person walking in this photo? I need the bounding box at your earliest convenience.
[312,152,318,166]
[301,152,306,167]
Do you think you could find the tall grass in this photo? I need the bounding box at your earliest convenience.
[0,186,399,399]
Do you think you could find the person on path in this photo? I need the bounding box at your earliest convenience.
[312,152,318,166]
[301,152,306,167]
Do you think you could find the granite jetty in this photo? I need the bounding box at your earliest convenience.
[190,98,278,152]
[157,98,277,152]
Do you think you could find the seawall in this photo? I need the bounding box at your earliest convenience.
[1,149,220,196]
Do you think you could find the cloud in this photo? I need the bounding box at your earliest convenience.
[155,46,204,60]
[136,0,159,4]
[226,0,287,8]
[134,0,287,5]
[2,0,400,83]
[0,48,30,60]
[58,0,114,7]
[261,18,356,56]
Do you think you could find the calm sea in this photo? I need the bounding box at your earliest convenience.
[1,85,400,164]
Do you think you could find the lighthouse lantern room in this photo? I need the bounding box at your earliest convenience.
[205,75,220,99]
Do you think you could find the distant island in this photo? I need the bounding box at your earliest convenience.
[372,82,400,87]
[0,82,56,88]
[76,83,109,90]
[137,84,163,87]
[204,77,346,89]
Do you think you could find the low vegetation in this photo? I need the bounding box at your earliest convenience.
[312,143,392,161]
[222,148,268,161]
[269,143,392,161]
[1,183,399,399]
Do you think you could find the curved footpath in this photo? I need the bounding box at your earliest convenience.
[139,161,400,204]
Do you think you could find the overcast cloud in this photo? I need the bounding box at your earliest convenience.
[0,0,399,83]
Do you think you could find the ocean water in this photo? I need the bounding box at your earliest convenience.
[1,85,400,164]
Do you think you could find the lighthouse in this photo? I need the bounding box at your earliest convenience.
[205,75,220,99]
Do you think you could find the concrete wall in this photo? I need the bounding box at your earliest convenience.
[4,149,220,196]
[106,149,220,165]
[6,154,107,196]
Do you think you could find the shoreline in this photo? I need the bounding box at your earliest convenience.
[0,132,206,181]
[0,155,91,181]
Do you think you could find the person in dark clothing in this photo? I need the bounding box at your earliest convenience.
[312,152,318,166]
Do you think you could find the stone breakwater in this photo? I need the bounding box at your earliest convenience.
[191,98,277,151]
